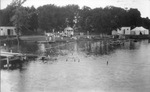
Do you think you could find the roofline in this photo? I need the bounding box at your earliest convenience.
[0,26,16,27]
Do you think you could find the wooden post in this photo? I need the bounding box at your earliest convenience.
[7,56,10,68]
[24,54,27,61]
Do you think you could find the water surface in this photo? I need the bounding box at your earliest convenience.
[1,40,150,92]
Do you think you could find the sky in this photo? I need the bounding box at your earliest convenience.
[1,0,150,18]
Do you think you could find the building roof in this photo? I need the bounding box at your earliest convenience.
[131,26,148,31]
[0,26,15,28]
[64,27,73,31]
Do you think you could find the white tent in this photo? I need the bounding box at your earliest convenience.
[131,26,149,35]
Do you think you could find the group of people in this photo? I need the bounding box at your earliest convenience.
[45,33,55,42]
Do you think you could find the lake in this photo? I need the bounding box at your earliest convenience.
[1,39,150,92]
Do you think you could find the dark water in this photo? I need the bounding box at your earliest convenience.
[1,40,150,92]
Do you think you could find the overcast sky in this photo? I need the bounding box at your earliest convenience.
[1,0,150,18]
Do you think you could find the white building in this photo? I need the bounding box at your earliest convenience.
[117,27,131,35]
[131,26,149,35]
[0,26,17,36]
[64,27,74,37]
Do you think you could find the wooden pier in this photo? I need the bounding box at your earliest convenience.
[0,51,38,68]
[0,52,22,68]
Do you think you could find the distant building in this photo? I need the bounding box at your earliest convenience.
[131,26,149,35]
[0,26,17,36]
[111,27,130,39]
[64,27,74,37]
[117,27,131,35]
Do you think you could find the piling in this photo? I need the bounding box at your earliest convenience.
[7,56,10,68]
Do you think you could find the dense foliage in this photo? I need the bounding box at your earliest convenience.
[0,4,150,35]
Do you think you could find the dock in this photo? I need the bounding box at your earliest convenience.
[0,51,38,68]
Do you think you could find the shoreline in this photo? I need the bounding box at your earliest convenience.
[0,35,150,43]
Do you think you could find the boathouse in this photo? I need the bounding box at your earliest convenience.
[0,26,17,36]
[117,27,131,35]
[112,27,130,39]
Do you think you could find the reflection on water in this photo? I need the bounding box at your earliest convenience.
[0,40,38,54]
[1,40,150,92]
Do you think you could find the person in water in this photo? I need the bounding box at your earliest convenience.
[107,61,108,65]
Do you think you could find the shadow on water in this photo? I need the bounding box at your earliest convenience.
[77,39,146,56]
[0,59,29,71]
[0,40,38,54]
[78,40,122,56]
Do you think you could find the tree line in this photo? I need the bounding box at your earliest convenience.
[0,3,150,35]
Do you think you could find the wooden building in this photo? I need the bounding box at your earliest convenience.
[0,26,17,36]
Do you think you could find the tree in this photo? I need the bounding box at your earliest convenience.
[64,5,80,27]
[37,4,80,32]
[10,0,27,53]
[141,17,150,30]
[127,8,141,27]
[1,2,149,35]
[26,6,38,34]
[0,5,16,26]
[78,6,92,32]
[10,0,27,36]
